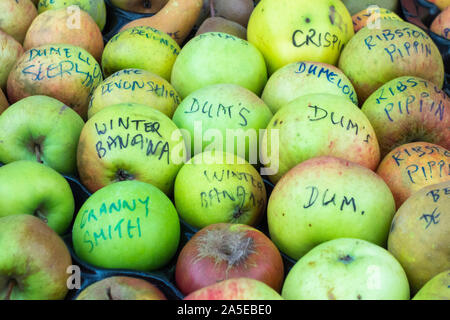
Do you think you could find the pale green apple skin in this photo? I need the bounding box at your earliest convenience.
[88,68,181,119]
[361,76,450,157]
[261,61,358,113]
[102,26,181,81]
[0,215,72,300]
[77,103,186,195]
[38,0,107,31]
[247,0,354,74]
[170,32,268,99]
[0,161,74,235]
[282,238,410,300]
[261,94,380,184]
[172,83,273,161]
[412,270,449,300]
[267,156,396,260]
[342,0,399,15]
[184,278,283,300]
[0,95,85,175]
[338,20,445,102]
[72,180,181,271]
[388,181,450,293]
[174,151,267,229]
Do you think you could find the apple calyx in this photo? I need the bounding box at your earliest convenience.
[114,169,135,182]
[195,228,255,273]
[232,206,245,220]
[4,279,16,300]
[338,254,354,264]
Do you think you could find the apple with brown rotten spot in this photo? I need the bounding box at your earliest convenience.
[175,223,284,295]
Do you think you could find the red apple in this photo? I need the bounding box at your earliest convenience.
[175,223,284,295]
[184,278,283,300]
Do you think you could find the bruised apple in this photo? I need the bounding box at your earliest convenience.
[7,44,103,119]
[76,276,167,300]
[77,103,186,195]
[184,278,283,300]
[175,223,284,295]
[376,142,450,208]
[261,61,358,114]
[261,94,380,184]
[339,20,445,102]
[88,69,181,119]
[362,76,450,157]
[24,8,104,61]
[267,156,396,260]
[0,31,23,91]
[388,181,450,293]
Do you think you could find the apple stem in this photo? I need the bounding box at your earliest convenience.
[143,0,151,9]
[4,279,15,300]
[34,210,48,224]
[34,144,43,164]
[210,0,215,18]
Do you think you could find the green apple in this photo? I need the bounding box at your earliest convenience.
[247,0,354,74]
[267,156,396,260]
[412,270,449,300]
[76,276,167,300]
[170,32,267,99]
[338,20,444,102]
[0,95,85,175]
[282,238,410,300]
[38,0,107,31]
[88,68,181,119]
[342,0,399,15]
[172,83,273,162]
[261,93,380,184]
[0,0,37,44]
[0,161,74,235]
[72,180,181,271]
[184,278,283,300]
[0,214,72,300]
[261,61,358,114]
[0,31,23,90]
[174,151,267,229]
[102,26,181,81]
[388,181,450,293]
[77,103,186,195]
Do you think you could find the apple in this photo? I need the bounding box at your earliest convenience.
[0,0,37,43]
[88,68,181,119]
[171,83,273,162]
[7,44,103,119]
[261,61,358,114]
[38,0,107,31]
[388,180,450,293]
[76,276,167,300]
[342,0,399,15]
[430,6,450,40]
[184,278,283,300]
[174,151,266,229]
[0,95,85,175]
[175,223,284,295]
[0,31,23,90]
[267,156,396,260]
[0,89,8,115]
[170,32,267,99]
[247,0,354,74]
[212,0,255,27]
[412,270,449,300]
[195,17,248,40]
[110,0,169,14]
[376,141,449,209]
[72,180,180,271]
[282,238,410,300]
[261,93,380,184]
[338,20,445,102]
[77,103,186,195]
[0,161,75,235]
[361,76,450,157]
[352,7,403,33]
[426,0,450,11]
[0,214,72,300]
[23,8,104,62]
[102,26,181,81]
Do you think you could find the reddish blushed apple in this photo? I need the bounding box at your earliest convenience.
[376,141,450,209]
[175,223,284,295]
[184,278,283,300]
